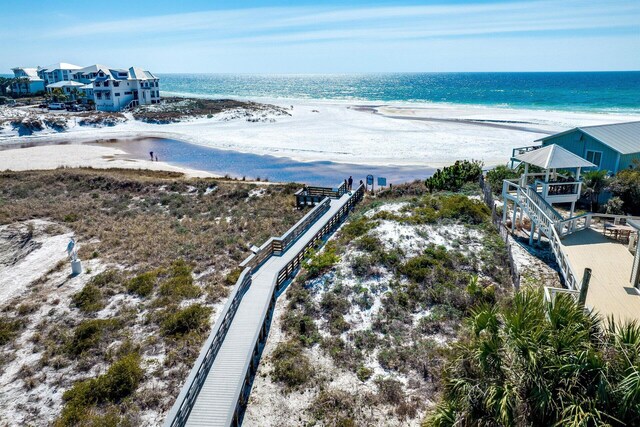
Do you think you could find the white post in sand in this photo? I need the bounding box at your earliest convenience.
[67,238,83,276]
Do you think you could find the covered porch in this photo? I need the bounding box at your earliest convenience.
[513,144,596,217]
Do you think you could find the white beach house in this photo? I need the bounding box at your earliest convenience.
[10,61,160,111]
[92,66,160,111]
[37,63,83,86]
[10,67,45,95]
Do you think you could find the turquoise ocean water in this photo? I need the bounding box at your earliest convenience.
[158,72,640,113]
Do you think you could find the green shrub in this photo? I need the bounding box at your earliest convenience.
[399,245,451,283]
[357,365,374,382]
[303,242,340,280]
[438,195,489,224]
[58,353,143,426]
[158,260,200,299]
[126,271,158,297]
[340,216,376,239]
[71,284,104,312]
[355,235,383,252]
[161,304,211,337]
[282,311,320,346]
[0,316,22,346]
[271,340,315,389]
[67,319,119,355]
[486,165,518,195]
[224,267,242,286]
[425,160,483,192]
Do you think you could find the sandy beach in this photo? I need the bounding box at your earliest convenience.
[1,99,639,174]
[0,144,217,178]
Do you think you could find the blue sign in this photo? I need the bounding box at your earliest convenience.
[377,177,387,187]
[366,175,374,185]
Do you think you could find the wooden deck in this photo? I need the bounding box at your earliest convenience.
[561,229,640,323]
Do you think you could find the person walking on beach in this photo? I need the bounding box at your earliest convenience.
[348,176,353,190]
[155,155,158,162]
[149,151,154,161]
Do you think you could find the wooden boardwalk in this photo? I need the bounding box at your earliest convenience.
[561,229,640,323]
[166,185,364,427]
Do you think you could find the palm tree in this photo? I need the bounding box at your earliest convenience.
[582,170,609,212]
[50,87,67,102]
[0,77,10,96]
[426,287,640,426]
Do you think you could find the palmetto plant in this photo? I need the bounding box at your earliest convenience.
[582,170,609,212]
[426,288,640,426]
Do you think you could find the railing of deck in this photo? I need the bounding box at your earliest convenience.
[503,179,582,291]
[544,286,580,305]
[558,213,640,237]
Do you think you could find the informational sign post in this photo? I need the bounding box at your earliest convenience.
[377,177,387,187]
[366,174,374,193]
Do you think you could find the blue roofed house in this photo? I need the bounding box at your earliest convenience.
[536,121,640,174]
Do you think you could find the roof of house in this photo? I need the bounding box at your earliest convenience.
[11,67,40,78]
[46,80,85,88]
[40,62,82,72]
[129,67,156,80]
[515,144,597,169]
[74,64,111,74]
[536,121,640,155]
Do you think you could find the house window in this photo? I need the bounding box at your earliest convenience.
[115,93,120,96]
[586,150,602,168]
[95,81,101,87]
[114,81,120,87]
[104,81,109,87]
[96,93,102,99]
[124,91,132,95]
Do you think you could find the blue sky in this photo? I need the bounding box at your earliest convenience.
[3,0,639,73]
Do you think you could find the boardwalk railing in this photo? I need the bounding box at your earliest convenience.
[165,184,364,427]
[295,181,347,208]
[558,213,640,237]
[165,270,253,427]
[277,184,364,288]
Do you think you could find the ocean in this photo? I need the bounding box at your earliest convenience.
[158,72,640,113]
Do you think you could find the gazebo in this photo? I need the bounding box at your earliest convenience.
[514,144,596,217]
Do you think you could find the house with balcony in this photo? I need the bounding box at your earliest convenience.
[11,61,161,111]
[37,63,83,86]
[10,67,45,95]
[515,121,640,174]
[501,143,640,323]
[92,66,160,111]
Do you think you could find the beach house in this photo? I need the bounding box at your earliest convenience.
[501,147,640,322]
[37,63,83,86]
[536,121,640,174]
[10,67,45,95]
[92,66,160,111]
[11,62,160,111]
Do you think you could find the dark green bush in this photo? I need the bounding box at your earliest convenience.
[486,165,518,195]
[340,216,376,239]
[58,353,143,426]
[303,242,340,280]
[355,235,383,252]
[71,284,104,312]
[158,260,201,299]
[161,304,211,337]
[67,319,120,355]
[438,195,489,224]
[425,160,483,192]
[0,316,22,346]
[271,340,315,389]
[126,271,158,297]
